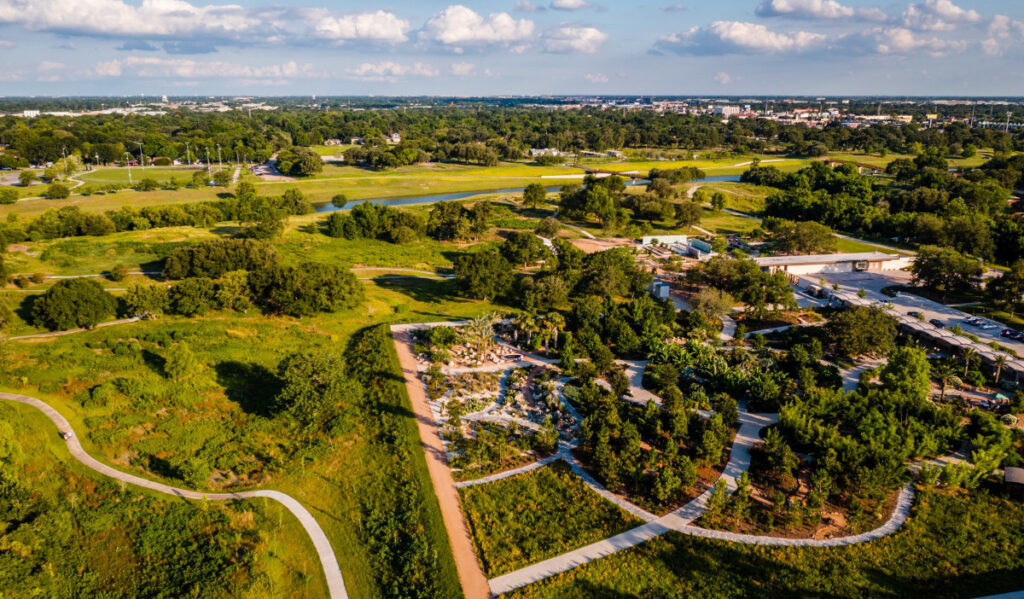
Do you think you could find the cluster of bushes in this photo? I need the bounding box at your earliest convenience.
[686,253,796,320]
[29,240,363,331]
[273,146,323,176]
[324,201,425,244]
[0,187,312,243]
[344,142,429,169]
[648,166,706,183]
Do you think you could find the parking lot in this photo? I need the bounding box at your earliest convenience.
[803,271,1024,355]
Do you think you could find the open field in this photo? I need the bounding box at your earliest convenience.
[0,399,326,599]
[1,277,501,598]
[503,488,1024,599]
[77,166,215,185]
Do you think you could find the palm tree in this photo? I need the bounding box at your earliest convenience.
[545,312,566,352]
[934,361,962,402]
[468,313,497,357]
[961,347,976,378]
[994,354,1008,385]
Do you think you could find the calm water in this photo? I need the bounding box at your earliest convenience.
[314,174,742,213]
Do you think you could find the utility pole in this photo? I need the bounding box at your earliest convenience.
[205,147,211,174]
[1007,111,1012,134]
[124,152,133,185]
[969,102,976,129]
[185,142,191,166]
[137,142,145,169]
[217,144,222,170]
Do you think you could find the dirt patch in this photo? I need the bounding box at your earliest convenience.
[568,237,634,254]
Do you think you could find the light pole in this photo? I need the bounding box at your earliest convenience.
[216,144,222,170]
[205,147,211,174]
[124,152,133,185]
[137,142,145,169]
[185,141,191,166]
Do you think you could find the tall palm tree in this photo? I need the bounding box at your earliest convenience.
[545,312,566,352]
[468,313,497,357]
[961,347,976,378]
[994,354,1008,385]
[934,361,962,402]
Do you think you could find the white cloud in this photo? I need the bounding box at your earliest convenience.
[901,0,980,32]
[420,5,534,50]
[451,62,476,75]
[543,26,607,53]
[93,56,320,79]
[38,60,65,71]
[0,39,13,47]
[756,0,886,22]
[584,72,608,83]
[347,61,439,82]
[0,0,408,47]
[714,71,731,84]
[304,9,409,44]
[868,26,967,55]
[662,4,686,12]
[655,21,826,55]
[551,0,590,11]
[514,0,542,12]
[981,15,1024,56]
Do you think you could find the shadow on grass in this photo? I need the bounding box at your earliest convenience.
[213,361,282,416]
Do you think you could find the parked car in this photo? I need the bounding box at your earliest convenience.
[907,311,920,318]
[965,317,982,326]
[60,431,72,440]
[981,322,999,330]
[1003,328,1017,338]
[929,319,945,328]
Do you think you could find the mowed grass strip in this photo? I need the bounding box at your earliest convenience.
[459,461,643,577]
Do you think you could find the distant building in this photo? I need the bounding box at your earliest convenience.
[388,133,402,143]
[641,235,688,246]
[755,252,913,276]
[529,148,562,158]
[606,149,625,159]
[712,106,741,117]
[21,110,40,118]
[323,138,343,146]
[350,137,364,146]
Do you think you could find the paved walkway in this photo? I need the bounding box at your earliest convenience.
[9,317,141,341]
[840,358,886,393]
[389,325,491,599]
[0,392,348,599]
[454,453,562,488]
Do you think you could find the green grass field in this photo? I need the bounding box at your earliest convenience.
[503,487,1024,599]
[459,462,643,577]
[0,399,325,599]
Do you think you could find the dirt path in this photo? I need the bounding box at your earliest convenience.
[390,326,490,599]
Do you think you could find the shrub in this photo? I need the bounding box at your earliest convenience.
[44,183,70,199]
[168,277,216,316]
[164,342,201,380]
[31,278,116,330]
[108,265,129,281]
[0,188,16,204]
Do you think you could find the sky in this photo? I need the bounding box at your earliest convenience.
[0,0,1022,96]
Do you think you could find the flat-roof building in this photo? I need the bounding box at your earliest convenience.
[755,252,912,275]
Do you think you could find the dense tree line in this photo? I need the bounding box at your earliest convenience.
[324,201,425,244]
[3,106,1017,168]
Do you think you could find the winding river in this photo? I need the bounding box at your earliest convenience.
[315,175,742,213]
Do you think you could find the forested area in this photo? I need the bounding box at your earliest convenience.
[2,106,1020,168]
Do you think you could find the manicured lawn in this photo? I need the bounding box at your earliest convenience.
[77,166,215,185]
[459,461,643,577]
[504,487,1024,599]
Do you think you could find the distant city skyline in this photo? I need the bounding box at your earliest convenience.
[0,0,1022,96]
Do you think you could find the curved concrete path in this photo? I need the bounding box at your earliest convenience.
[0,392,348,599]
[9,317,141,341]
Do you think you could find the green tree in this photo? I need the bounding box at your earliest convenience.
[988,260,1024,317]
[31,279,115,331]
[879,346,932,403]
[824,305,897,359]
[690,287,734,319]
[0,188,17,204]
[454,249,513,301]
[212,170,232,186]
[137,177,159,191]
[164,342,200,381]
[18,171,36,186]
[523,183,547,209]
[673,201,702,228]
[123,283,168,316]
[275,351,360,433]
[911,245,984,300]
[44,183,70,199]
[710,191,727,211]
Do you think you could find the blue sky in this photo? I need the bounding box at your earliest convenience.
[0,0,1021,96]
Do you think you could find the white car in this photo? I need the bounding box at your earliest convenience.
[981,323,999,330]
[60,431,72,440]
